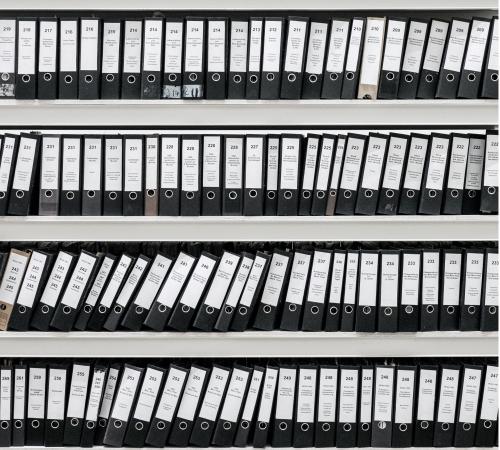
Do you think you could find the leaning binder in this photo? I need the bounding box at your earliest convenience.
[0,134,20,215]
[341,18,365,99]
[480,248,498,331]
[37,18,58,99]
[78,18,101,100]
[480,130,499,213]
[311,134,336,216]
[182,18,205,99]
[121,20,143,99]
[251,366,278,448]
[475,364,499,447]
[280,17,308,99]
[80,365,108,447]
[325,135,346,215]
[58,18,78,99]
[302,20,329,99]
[260,17,284,100]
[481,17,499,98]
[95,365,121,446]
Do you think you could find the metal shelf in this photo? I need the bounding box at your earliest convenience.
[1,331,496,358]
[0,215,496,242]
[0,100,495,127]
[6,448,497,450]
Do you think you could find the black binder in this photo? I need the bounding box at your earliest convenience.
[180,135,202,216]
[399,250,421,332]
[0,134,19,215]
[141,18,164,99]
[103,135,123,216]
[480,130,498,213]
[336,365,359,448]
[245,18,263,99]
[121,19,143,99]
[481,17,499,99]
[354,250,379,332]
[440,249,463,331]
[101,20,122,99]
[58,18,79,99]
[298,134,321,216]
[227,19,248,99]
[26,364,46,446]
[162,18,184,99]
[251,366,278,449]
[311,134,336,216]
[223,135,244,216]
[340,251,359,332]
[12,365,27,447]
[243,135,266,216]
[475,364,499,447]
[82,135,103,216]
[123,135,144,216]
[0,366,12,447]
[202,135,222,216]
[326,135,346,216]
[0,18,16,99]
[144,135,159,216]
[371,365,395,448]
[315,365,338,448]
[392,365,417,448]
[280,17,308,99]
[357,365,374,447]
[293,365,317,448]
[206,18,228,99]
[182,18,205,99]
[38,135,61,216]
[78,18,101,100]
[60,135,82,216]
[95,365,121,446]
[159,135,180,216]
[15,18,37,99]
[341,18,366,99]
[460,249,485,331]
[378,250,400,333]
[414,364,438,447]
[420,249,440,332]
[443,133,470,215]
[37,18,58,99]
[302,20,329,99]
[480,248,498,331]
[277,134,302,216]
[462,134,486,215]
[44,364,68,447]
[324,250,346,332]
[260,17,284,99]
[264,135,280,216]
[271,365,296,448]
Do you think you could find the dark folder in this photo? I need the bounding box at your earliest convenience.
[340,251,359,332]
[440,249,463,331]
[223,135,244,215]
[260,17,284,99]
[341,18,366,99]
[121,20,143,99]
[475,364,499,447]
[37,18,58,99]
[311,134,336,216]
[298,134,320,216]
[392,365,417,448]
[399,250,421,332]
[78,18,101,100]
[245,18,263,99]
[463,134,486,214]
[336,365,359,448]
[141,18,164,99]
[162,19,183,99]
[101,20,122,99]
[60,135,82,216]
[480,248,498,331]
[103,136,123,216]
[354,250,379,332]
[58,19,79,99]
[420,249,440,332]
[182,18,205,99]
[481,17,499,99]
[206,18,228,100]
[15,18,37,100]
[277,134,302,216]
[480,130,499,213]
[38,135,61,216]
[123,135,144,216]
[302,20,329,99]
[459,249,484,331]
[82,135,103,216]
[414,364,438,447]
[264,135,280,216]
[202,135,222,216]
[227,19,248,99]
[159,135,180,216]
[0,134,19,216]
[371,365,395,448]
[180,135,201,216]
[243,135,266,216]
[443,133,470,215]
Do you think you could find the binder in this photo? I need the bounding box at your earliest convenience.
[355,250,379,332]
[206,18,227,99]
[355,133,389,215]
[141,18,164,99]
[443,133,470,215]
[233,366,265,447]
[38,135,61,216]
[243,135,265,216]
[78,18,101,99]
[0,248,30,331]
[26,364,46,446]
[298,134,320,216]
[399,250,421,332]
[0,134,19,215]
[417,19,450,98]
[480,248,498,331]
[202,135,222,216]
[480,130,498,213]
[63,363,91,446]
[279,249,312,331]
[302,19,329,99]
[223,135,244,215]
[103,364,144,448]
[251,366,278,448]
[80,365,108,447]
[143,251,196,331]
[50,250,98,331]
[436,18,471,99]
[433,364,460,447]
[121,20,143,99]
[124,365,165,447]
[378,18,407,99]
[227,19,248,99]
[168,365,209,447]
[418,133,451,215]
[120,253,172,331]
[324,250,346,331]
[181,135,201,216]
[440,249,463,331]
[162,19,183,99]
[30,251,75,331]
[341,18,365,99]
[271,365,296,447]
[159,135,180,216]
[16,18,37,99]
[145,364,188,448]
[95,365,121,446]
[82,135,103,216]
[462,134,486,214]
[302,249,332,331]
[398,20,429,99]
[103,136,123,216]
[336,365,359,448]
[336,133,367,215]
[392,365,416,448]
[253,249,292,331]
[378,250,399,332]
[311,134,336,215]
[44,365,68,446]
[481,17,498,98]
[420,249,440,331]
[123,135,144,216]
[60,135,82,216]
[264,135,280,215]
[189,365,230,447]
[454,364,483,447]
[315,365,338,448]
[377,133,410,215]
[37,18,58,99]
[12,365,27,447]
[101,20,122,99]
[8,133,41,216]
[277,134,302,215]
[458,17,491,99]
[0,366,12,447]
[293,366,317,448]
[168,251,219,331]
[475,364,499,447]
[144,135,159,215]
[260,16,285,99]
[321,18,350,99]
[357,17,386,99]
[280,17,308,99]
[325,135,346,215]
[193,251,240,331]
[246,18,263,99]
[371,365,395,448]
[182,18,205,99]
[0,19,16,98]
[358,365,374,447]
[58,19,78,99]
[340,251,359,332]
[460,249,484,331]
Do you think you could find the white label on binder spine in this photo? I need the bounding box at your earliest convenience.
[330,137,346,189]
[40,136,60,190]
[184,20,204,73]
[280,137,300,190]
[124,138,143,192]
[60,20,77,72]
[443,20,470,72]
[256,367,278,423]
[204,252,240,309]
[382,136,407,190]
[382,19,407,72]
[361,135,387,190]
[154,367,187,422]
[219,368,249,422]
[360,368,373,423]
[426,137,449,190]
[230,21,248,72]
[145,137,158,191]
[436,368,460,423]
[17,20,35,75]
[283,19,307,73]
[115,256,149,308]
[83,138,102,191]
[484,133,499,187]
[262,20,282,72]
[465,137,485,190]
[359,17,385,85]
[484,252,498,306]
[156,252,195,308]
[302,137,319,191]
[161,137,178,189]
[61,138,80,192]
[338,369,358,423]
[464,252,484,306]
[380,253,399,307]
[110,366,141,422]
[345,19,364,72]
[143,20,163,72]
[84,256,115,307]
[98,368,119,420]
[374,367,394,422]
[245,136,264,189]
[248,20,263,72]
[60,252,97,308]
[224,256,253,308]
[417,369,437,421]
[275,368,296,420]
[123,21,142,73]
[261,252,290,307]
[316,137,335,190]
[401,253,420,306]
[358,253,378,306]
[12,136,37,192]
[480,365,498,420]
[105,138,122,192]
[203,136,220,188]
[447,136,469,190]
[443,253,462,306]
[198,366,230,421]
[0,369,11,421]
[326,20,349,73]
[343,253,359,305]
[328,252,346,305]
[306,250,331,305]
[208,20,226,72]
[422,251,439,305]
[164,21,183,75]
[27,367,45,419]
[0,136,16,193]
[296,368,317,423]
[0,20,16,75]
[80,19,99,71]
[340,137,364,191]
[133,254,172,309]
[318,367,338,423]
[16,251,47,308]
[463,19,490,72]
[225,137,243,189]
[305,22,328,74]
[266,138,279,191]
[47,368,66,420]
[39,21,57,72]
[487,18,498,71]
[177,366,207,421]
[423,20,449,72]
[133,367,164,422]
[402,21,428,73]
[39,251,73,308]
[67,364,90,419]
[239,255,267,307]
[13,368,26,420]
[241,369,264,421]
[458,367,482,423]
[285,251,312,306]
[99,254,133,308]
[403,136,428,190]
[179,254,217,309]
[394,369,415,424]
[102,22,121,74]
[85,368,106,422]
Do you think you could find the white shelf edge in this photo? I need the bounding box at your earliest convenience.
[7,448,498,450]
[0,215,496,242]
[1,331,497,358]
[0,100,495,127]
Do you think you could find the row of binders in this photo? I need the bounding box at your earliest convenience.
[0,15,497,100]
[0,242,497,333]
[0,130,498,217]
[0,358,496,448]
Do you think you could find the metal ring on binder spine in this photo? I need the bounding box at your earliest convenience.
[99,418,107,427]
[0,192,4,199]
[43,73,52,81]
[109,191,117,200]
[63,306,72,314]
[211,73,220,82]
[468,73,476,82]
[446,306,455,314]
[87,190,95,198]
[425,74,433,83]
[16,190,24,199]
[98,305,107,314]
[241,420,249,429]
[223,421,232,430]
[288,303,297,312]
[279,421,287,431]
[346,72,354,80]
[41,305,50,314]
[362,306,371,315]
[147,74,156,83]
[361,422,369,431]
[364,189,373,198]
[106,73,114,82]
[463,422,471,431]
[484,420,492,429]
[50,420,59,429]
[288,73,296,82]
[329,305,338,315]
[322,423,330,431]
[267,191,275,199]
[426,305,435,313]
[345,305,353,314]
[165,190,173,198]
[317,191,325,199]
[113,419,122,429]
[467,305,476,314]
[31,420,40,429]
[343,423,351,432]
[406,189,415,198]
[18,305,26,314]
[451,189,459,198]
[311,305,320,315]
[1,73,9,81]
[0,421,7,430]
[156,421,165,430]
[114,305,123,315]
[239,306,247,315]
[263,305,272,314]
[22,74,30,83]
[233,74,242,83]
[301,423,310,431]
[384,307,393,316]
[309,74,318,83]
[399,423,408,432]
[420,421,429,429]
[86,421,95,429]
[135,421,144,431]
[442,422,450,431]
[224,305,232,314]
[201,421,209,430]
[135,306,143,314]
[45,190,53,198]
[386,189,394,198]
[207,190,215,199]
[65,75,73,84]
[206,306,214,314]
[492,73,499,82]
[405,305,413,314]
[378,421,386,430]
[429,189,437,198]
[266,73,275,81]
[158,304,167,313]
[330,73,339,81]
[147,189,155,197]
[446,73,455,82]
[405,74,413,83]
[179,421,187,430]
[468,190,477,198]
[181,304,190,313]
[488,186,496,195]
[84,74,93,83]
[386,72,395,81]
[249,189,257,198]
[259,422,268,430]
[83,304,92,313]
[129,191,138,200]
[127,75,136,84]
[249,74,258,83]
[229,191,238,200]
[489,306,497,315]
[284,190,292,199]
[71,418,79,426]
[302,191,311,199]
[189,73,198,82]
[66,191,74,200]
[343,190,352,199]
[168,73,177,82]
